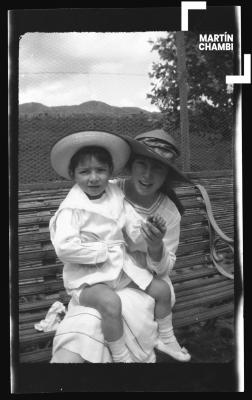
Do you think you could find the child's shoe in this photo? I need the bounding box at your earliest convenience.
[155,337,191,362]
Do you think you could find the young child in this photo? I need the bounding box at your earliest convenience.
[49,130,181,363]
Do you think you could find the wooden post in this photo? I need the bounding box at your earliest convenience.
[175,31,191,171]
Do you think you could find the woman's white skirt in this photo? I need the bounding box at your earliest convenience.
[52,287,159,363]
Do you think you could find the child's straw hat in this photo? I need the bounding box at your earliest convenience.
[50,131,131,179]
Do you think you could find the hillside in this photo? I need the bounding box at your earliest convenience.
[19,100,161,117]
[19,102,51,114]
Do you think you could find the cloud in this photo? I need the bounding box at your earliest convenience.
[19,31,168,110]
[19,31,164,73]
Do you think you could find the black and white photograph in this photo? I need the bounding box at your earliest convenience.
[9,4,246,393]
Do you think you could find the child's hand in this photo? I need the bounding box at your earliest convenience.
[141,214,167,250]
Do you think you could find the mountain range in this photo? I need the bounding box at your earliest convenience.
[19,101,161,117]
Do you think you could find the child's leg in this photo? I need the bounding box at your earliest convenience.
[79,283,132,362]
[146,279,191,362]
[145,278,172,319]
[79,283,123,341]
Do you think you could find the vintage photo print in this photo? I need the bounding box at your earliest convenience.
[9,4,246,393]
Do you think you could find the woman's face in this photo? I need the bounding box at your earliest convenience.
[131,156,168,197]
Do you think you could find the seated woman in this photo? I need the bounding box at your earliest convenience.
[50,129,192,363]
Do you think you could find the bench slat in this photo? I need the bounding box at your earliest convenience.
[173,302,234,328]
[174,287,233,312]
[176,281,233,304]
[19,280,63,296]
[172,265,224,283]
[20,348,53,363]
[174,274,232,293]
[19,264,62,280]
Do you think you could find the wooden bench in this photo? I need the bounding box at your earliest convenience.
[18,170,235,363]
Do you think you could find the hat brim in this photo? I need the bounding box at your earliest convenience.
[51,131,131,179]
[124,136,191,184]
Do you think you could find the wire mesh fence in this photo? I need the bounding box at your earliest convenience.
[18,113,160,184]
[168,110,234,172]
[18,110,233,184]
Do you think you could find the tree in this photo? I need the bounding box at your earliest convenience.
[147,32,234,139]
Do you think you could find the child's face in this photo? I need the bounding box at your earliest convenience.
[131,156,167,197]
[73,154,112,198]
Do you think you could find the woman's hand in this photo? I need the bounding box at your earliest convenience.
[141,214,167,261]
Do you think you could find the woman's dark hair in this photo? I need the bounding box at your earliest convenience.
[156,170,185,216]
[126,154,185,216]
[68,146,113,178]
[161,183,185,216]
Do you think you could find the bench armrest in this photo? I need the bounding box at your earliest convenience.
[195,184,234,280]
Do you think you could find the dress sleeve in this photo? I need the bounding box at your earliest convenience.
[123,200,145,245]
[49,208,108,265]
[146,210,181,276]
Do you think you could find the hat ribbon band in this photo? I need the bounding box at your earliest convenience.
[137,137,177,160]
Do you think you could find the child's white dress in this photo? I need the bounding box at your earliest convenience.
[50,180,181,363]
[49,182,154,295]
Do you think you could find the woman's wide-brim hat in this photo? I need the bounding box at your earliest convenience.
[124,129,191,184]
[50,131,131,179]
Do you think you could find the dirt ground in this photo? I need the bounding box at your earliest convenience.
[156,316,235,363]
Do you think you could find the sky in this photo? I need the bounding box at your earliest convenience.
[19,32,168,112]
